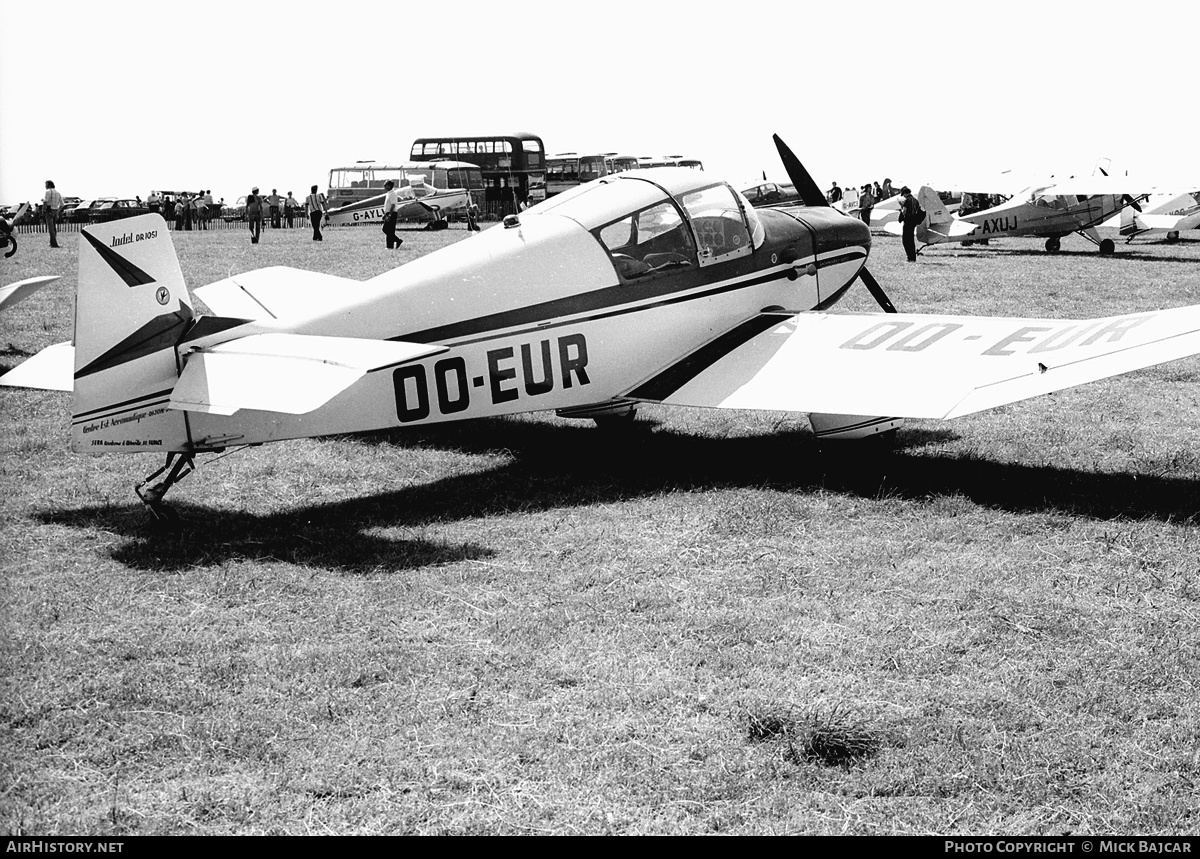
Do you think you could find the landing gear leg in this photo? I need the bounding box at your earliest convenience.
[135,453,195,524]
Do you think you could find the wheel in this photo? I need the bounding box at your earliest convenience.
[593,408,638,429]
[1098,239,1115,255]
[1167,231,1180,244]
[1045,237,1061,253]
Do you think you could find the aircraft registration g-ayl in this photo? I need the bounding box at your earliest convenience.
[4,135,1200,522]
[896,177,1152,255]
[325,174,473,229]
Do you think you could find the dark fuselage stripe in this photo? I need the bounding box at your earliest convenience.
[395,250,864,348]
[72,388,175,422]
[626,314,785,402]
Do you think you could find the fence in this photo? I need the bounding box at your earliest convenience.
[16,217,303,234]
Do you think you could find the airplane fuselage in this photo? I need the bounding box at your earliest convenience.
[179,202,870,450]
[959,193,1124,240]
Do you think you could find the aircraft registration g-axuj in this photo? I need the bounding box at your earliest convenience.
[894,178,1153,255]
[4,136,1200,522]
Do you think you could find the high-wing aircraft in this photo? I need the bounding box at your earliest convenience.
[901,178,1150,255]
[1119,191,1200,243]
[326,174,474,229]
[882,187,977,245]
[5,136,1200,523]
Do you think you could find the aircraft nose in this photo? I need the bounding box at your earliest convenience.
[800,208,871,257]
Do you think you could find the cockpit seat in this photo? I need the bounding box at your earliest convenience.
[643,251,690,269]
[611,253,653,280]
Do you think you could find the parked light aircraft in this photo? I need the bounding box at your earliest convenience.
[901,178,1150,254]
[882,187,977,245]
[4,136,1200,522]
[1119,191,1200,243]
[326,175,473,229]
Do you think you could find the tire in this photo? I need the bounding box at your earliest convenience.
[1098,239,1115,255]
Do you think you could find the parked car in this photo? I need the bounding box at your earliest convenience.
[64,198,114,223]
[88,199,151,224]
[222,196,248,222]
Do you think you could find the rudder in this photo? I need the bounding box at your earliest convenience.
[71,215,194,454]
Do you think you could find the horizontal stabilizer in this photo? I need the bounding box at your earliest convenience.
[644,305,1200,420]
[929,219,980,240]
[0,276,61,312]
[194,267,366,320]
[169,333,446,415]
[0,341,74,391]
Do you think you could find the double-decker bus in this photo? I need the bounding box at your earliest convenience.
[326,161,484,213]
[636,155,705,170]
[545,152,640,197]
[409,132,545,216]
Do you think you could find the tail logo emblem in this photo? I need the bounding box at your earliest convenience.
[155,287,170,305]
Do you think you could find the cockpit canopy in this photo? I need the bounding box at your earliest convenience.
[528,168,765,282]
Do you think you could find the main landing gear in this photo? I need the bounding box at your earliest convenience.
[135,452,195,525]
[1098,238,1115,255]
[1044,237,1061,253]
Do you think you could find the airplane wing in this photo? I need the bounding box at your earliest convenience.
[634,306,1200,420]
[1036,176,1155,198]
[169,333,446,415]
[0,340,73,391]
[0,276,61,312]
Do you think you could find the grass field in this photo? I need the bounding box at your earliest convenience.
[2,221,1199,835]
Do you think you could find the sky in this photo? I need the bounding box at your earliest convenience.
[1,0,1197,205]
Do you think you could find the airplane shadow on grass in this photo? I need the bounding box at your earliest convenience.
[35,417,1200,573]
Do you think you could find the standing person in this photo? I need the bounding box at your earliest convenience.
[194,191,206,230]
[898,185,924,263]
[381,180,403,249]
[203,190,214,229]
[827,181,842,204]
[881,177,893,200]
[42,181,63,248]
[246,187,264,244]
[268,189,282,229]
[306,185,326,241]
[175,194,186,230]
[858,183,875,226]
[284,191,297,228]
[873,181,883,200]
[148,190,162,217]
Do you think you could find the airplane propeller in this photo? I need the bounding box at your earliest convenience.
[1122,194,1143,213]
[772,133,897,314]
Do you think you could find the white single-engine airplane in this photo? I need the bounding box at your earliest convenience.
[325,173,473,229]
[1119,191,1200,244]
[4,136,1200,522]
[900,177,1151,255]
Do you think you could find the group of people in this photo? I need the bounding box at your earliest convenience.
[244,186,326,244]
[826,177,924,262]
[153,190,217,231]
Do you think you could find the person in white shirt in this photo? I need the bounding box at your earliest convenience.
[43,180,64,248]
[305,185,326,241]
[381,180,403,249]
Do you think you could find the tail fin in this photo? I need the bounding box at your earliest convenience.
[917,186,951,225]
[71,215,195,454]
